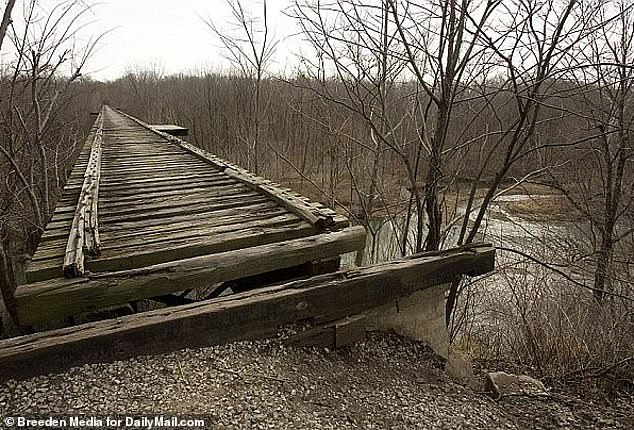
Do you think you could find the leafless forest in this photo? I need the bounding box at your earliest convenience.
[1,0,633,394]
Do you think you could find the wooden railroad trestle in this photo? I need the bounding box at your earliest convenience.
[0,106,496,382]
[12,106,363,326]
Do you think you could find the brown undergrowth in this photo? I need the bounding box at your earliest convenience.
[504,195,583,222]
[454,260,634,398]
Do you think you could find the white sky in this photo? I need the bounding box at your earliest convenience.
[75,0,299,81]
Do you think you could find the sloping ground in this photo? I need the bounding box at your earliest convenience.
[1,332,631,429]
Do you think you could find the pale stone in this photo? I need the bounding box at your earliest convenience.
[365,283,450,358]
[485,371,547,398]
[446,349,479,389]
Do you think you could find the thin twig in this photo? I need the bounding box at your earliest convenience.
[496,246,634,302]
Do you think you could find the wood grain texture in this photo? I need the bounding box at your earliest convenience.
[63,109,104,277]
[15,226,367,325]
[17,105,354,325]
[114,108,336,228]
[1,244,493,382]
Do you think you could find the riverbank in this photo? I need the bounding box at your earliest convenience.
[279,171,571,224]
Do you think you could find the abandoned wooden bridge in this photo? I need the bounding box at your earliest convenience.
[14,106,362,325]
[0,106,495,382]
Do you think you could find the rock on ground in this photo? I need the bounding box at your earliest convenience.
[485,371,548,398]
[0,332,632,429]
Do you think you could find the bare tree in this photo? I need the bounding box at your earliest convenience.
[289,0,416,263]
[203,0,278,174]
[0,0,104,312]
[0,0,16,51]
[291,0,626,323]
[550,0,634,300]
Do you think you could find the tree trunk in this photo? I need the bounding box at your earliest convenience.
[0,0,16,52]
[593,240,612,301]
[424,105,449,252]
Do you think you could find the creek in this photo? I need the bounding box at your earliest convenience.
[343,193,579,267]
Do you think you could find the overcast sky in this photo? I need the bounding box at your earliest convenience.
[81,0,297,81]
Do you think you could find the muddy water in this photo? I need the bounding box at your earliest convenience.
[343,194,579,267]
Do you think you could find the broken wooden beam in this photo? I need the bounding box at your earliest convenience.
[284,314,368,348]
[227,257,341,294]
[0,244,494,382]
[15,226,367,325]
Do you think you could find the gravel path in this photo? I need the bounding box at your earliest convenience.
[1,332,632,429]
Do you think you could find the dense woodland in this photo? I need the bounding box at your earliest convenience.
[0,0,633,393]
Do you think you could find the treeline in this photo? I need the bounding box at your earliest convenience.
[97,72,588,210]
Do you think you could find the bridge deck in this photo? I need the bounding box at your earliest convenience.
[15,106,364,325]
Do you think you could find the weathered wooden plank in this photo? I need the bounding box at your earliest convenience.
[101,193,259,219]
[37,208,289,253]
[97,184,247,205]
[100,166,213,180]
[99,186,249,210]
[100,206,288,242]
[224,167,336,228]
[2,243,494,381]
[101,158,198,167]
[114,107,337,229]
[104,153,194,161]
[150,124,189,136]
[26,219,319,281]
[49,189,260,224]
[98,201,279,233]
[38,202,282,247]
[63,110,104,278]
[92,220,315,269]
[43,195,271,233]
[103,147,189,154]
[284,314,368,348]
[225,257,342,295]
[98,214,303,253]
[102,148,199,156]
[54,184,250,217]
[103,140,188,146]
[101,162,211,173]
[97,176,236,194]
[35,212,303,258]
[100,172,223,187]
[97,178,237,197]
[99,193,267,224]
[84,126,102,256]
[15,226,367,325]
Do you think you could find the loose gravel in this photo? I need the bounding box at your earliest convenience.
[0,332,632,429]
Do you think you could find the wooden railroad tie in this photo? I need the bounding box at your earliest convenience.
[0,244,495,383]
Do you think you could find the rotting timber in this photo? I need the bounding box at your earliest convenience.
[0,244,494,382]
[11,105,363,326]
